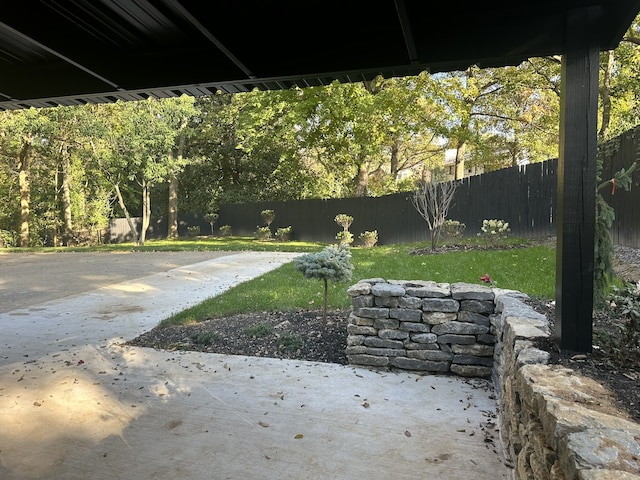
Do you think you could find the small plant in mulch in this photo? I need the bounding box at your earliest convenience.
[277,333,303,353]
[190,331,221,346]
[243,323,274,338]
[607,281,640,353]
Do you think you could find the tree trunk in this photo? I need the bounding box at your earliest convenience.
[598,50,614,139]
[114,183,138,244]
[60,143,73,245]
[167,133,184,239]
[139,179,151,245]
[168,175,178,238]
[453,142,465,180]
[17,142,31,247]
[390,141,400,179]
[354,159,369,197]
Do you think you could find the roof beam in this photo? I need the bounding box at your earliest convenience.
[0,20,122,91]
[395,0,419,64]
[161,0,256,79]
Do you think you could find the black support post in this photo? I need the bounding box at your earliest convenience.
[555,7,601,352]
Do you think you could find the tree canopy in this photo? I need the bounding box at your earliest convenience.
[1,13,639,246]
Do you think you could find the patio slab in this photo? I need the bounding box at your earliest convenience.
[0,251,512,479]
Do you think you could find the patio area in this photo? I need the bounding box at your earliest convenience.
[0,251,511,479]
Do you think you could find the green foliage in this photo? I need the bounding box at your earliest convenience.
[275,226,292,242]
[161,241,555,328]
[441,220,466,239]
[359,230,378,247]
[593,139,637,306]
[478,219,511,245]
[261,209,275,226]
[294,244,354,320]
[608,282,640,349]
[243,323,274,338]
[295,245,353,283]
[336,230,354,246]
[334,214,354,246]
[187,226,200,238]
[277,333,303,353]
[254,226,272,240]
[190,331,220,346]
[0,229,16,247]
[334,214,353,230]
[219,225,232,237]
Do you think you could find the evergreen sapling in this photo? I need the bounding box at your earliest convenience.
[294,245,354,321]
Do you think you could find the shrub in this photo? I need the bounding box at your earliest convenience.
[261,209,275,227]
[243,323,274,338]
[254,226,272,240]
[336,230,354,246]
[334,213,354,246]
[411,177,458,251]
[275,226,292,242]
[190,331,220,346]
[294,244,353,321]
[609,281,640,349]
[442,220,465,239]
[359,230,378,247]
[187,226,200,238]
[478,219,510,245]
[277,333,303,353]
[205,212,218,235]
[0,229,16,247]
[219,225,232,237]
[334,213,353,231]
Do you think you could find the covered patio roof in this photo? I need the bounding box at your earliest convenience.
[0,1,637,109]
[1,1,639,352]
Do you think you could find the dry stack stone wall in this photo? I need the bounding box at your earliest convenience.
[346,278,640,479]
[346,279,496,377]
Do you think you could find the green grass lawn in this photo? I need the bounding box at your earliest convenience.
[154,238,556,327]
[3,235,556,326]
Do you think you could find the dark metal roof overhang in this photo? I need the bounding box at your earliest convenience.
[0,1,638,110]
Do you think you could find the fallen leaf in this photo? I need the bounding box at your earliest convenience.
[362,402,370,408]
[294,433,303,439]
[258,421,269,428]
[33,401,41,406]
[404,430,411,437]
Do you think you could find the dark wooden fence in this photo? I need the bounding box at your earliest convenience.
[213,159,557,245]
[108,125,640,247]
[599,126,640,247]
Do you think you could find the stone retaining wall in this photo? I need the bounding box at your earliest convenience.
[346,278,496,377]
[346,279,640,480]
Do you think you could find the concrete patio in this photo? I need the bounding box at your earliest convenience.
[0,251,512,479]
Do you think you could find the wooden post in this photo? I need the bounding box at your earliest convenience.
[555,7,600,352]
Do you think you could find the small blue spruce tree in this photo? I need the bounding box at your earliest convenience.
[294,245,354,321]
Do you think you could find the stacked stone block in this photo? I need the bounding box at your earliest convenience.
[346,278,496,377]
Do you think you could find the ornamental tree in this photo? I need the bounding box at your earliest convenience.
[294,245,353,321]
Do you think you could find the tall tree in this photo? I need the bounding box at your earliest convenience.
[0,108,51,246]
